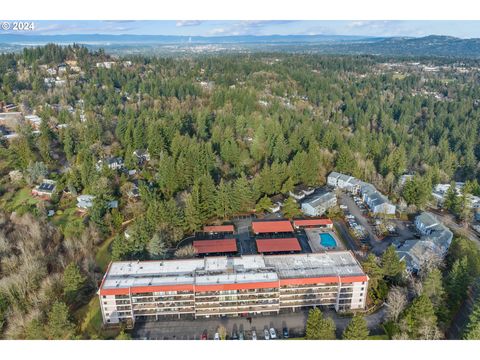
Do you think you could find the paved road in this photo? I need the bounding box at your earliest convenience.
[132,307,386,340]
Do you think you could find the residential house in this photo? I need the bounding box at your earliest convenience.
[133,149,151,164]
[360,183,396,215]
[397,212,453,273]
[301,191,337,217]
[327,171,362,193]
[24,114,42,129]
[32,180,56,198]
[96,157,124,171]
[77,194,118,210]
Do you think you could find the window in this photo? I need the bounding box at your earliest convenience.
[361,287,364,291]
[103,295,106,299]
[103,302,107,305]
[360,293,363,297]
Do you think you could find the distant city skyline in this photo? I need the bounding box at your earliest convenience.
[2,20,480,38]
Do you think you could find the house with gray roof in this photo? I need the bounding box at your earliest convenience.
[397,212,453,273]
[301,191,337,217]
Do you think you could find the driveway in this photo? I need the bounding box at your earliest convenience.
[132,307,386,340]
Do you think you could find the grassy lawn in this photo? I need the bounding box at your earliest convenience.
[367,334,389,340]
[1,186,39,211]
[74,296,119,339]
[96,235,115,272]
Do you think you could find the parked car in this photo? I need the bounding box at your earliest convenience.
[283,327,289,339]
[232,331,238,340]
[214,332,220,340]
[264,328,270,340]
[201,330,208,340]
[252,330,257,340]
[269,328,277,339]
[239,331,244,340]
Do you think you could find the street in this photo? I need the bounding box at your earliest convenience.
[132,307,386,340]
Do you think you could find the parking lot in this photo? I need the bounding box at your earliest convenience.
[132,307,387,340]
[337,192,416,255]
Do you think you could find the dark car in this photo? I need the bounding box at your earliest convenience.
[232,330,238,340]
[283,327,289,339]
[201,330,208,340]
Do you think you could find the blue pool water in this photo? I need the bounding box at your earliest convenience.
[320,233,337,248]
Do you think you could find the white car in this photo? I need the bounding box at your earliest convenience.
[214,332,220,340]
[264,329,270,340]
[252,330,257,340]
[269,328,277,339]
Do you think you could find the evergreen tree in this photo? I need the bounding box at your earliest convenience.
[146,233,167,260]
[381,245,405,281]
[305,308,336,340]
[255,195,273,213]
[342,314,369,340]
[400,295,439,340]
[63,263,86,303]
[46,301,76,340]
[444,181,460,214]
[282,197,301,219]
[464,300,480,340]
[421,268,445,307]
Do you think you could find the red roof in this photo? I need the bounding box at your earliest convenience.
[203,225,235,233]
[193,239,237,254]
[293,219,333,227]
[252,221,294,234]
[256,238,301,253]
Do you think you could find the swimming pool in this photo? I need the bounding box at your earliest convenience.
[319,233,337,248]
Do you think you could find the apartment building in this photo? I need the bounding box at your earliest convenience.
[98,251,368,325]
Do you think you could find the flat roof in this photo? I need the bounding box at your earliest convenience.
[264,251,366,280]
[293,219,333,227]
[99,251,367,295]
[193,239,237,254]
[251,220,294,234]
[203,225,235,233]
[256,238,302,253]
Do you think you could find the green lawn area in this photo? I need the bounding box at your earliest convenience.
[52,205,82,227]
[96,235,115,272]
[2,186,39,212]
[74,296,120,339]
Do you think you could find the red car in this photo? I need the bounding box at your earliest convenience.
[201,330,208,340]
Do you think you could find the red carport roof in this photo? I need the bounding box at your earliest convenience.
[203,225,235,233]
[193,239,237,254]
[293,219,333,227]
[256,238,301,253]
[252,221,294,234]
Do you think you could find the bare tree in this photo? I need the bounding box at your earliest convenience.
[386,286,408,322]
[174,245,195,259]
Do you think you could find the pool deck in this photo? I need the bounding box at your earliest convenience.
[304,227,345,253]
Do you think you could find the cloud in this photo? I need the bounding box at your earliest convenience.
[33,21,138,34]
[207,20,298,36]
[176,20,204,27]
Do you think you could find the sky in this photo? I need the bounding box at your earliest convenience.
[4,20,480,38]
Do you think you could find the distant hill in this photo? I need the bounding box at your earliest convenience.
[1,33,480,58]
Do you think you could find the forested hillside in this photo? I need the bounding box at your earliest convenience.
[0,44,480,338]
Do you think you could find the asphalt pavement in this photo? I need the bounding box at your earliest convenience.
[132,307,386,340]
